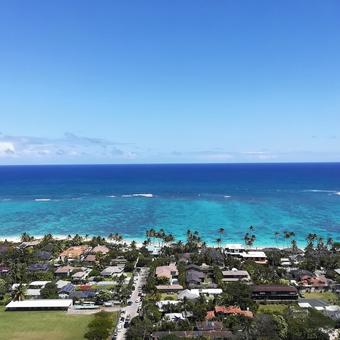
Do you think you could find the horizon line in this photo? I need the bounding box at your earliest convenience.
[1,161,340,167]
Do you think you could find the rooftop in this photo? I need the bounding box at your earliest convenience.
[6,299,73,309]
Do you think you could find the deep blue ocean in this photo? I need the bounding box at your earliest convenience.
[0,163,339,246]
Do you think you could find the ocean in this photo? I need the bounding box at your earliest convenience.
[0,163,339,246]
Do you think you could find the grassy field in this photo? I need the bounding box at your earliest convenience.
[257,304,289,314]
[303,291,340,304]
[0,307,96,340]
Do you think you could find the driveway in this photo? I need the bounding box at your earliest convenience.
[115,267,149,340]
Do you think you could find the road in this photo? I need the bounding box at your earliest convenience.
[115,267,149,340]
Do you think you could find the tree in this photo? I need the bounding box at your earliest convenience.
[0,279,7,296]
[218,227,225,244]
[85,311,113,340]
[216,238,222,249]
[244,233,256,248]
[274,231,280,247]
[40,282,58,299]
[13,284,26,301]
[20,232,34,242]
[96,289,112,303]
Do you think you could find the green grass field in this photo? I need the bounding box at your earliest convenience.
[0,307,113,340]
[257,304,289,314]
[303,291,340,304]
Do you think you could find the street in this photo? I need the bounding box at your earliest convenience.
[114,267,149,340]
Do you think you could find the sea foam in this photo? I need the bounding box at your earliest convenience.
[34,198,51,202]
[122,193,154,198]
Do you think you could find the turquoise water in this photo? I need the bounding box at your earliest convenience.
[0,163,339,246]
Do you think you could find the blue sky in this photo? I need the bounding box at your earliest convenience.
[0,1,339,164]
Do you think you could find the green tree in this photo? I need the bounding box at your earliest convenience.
[40,282,58,299]
[13,284,26,301]
[0,279,7,296]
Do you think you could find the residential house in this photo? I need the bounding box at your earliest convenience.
[55,265,74,278]
[222,269,251,282]
[58,246,91,261]
[26,281,50,299]
[155,263,178,282]
[251,285,298,301]
[83,254,97,266]
[202,248,225,265]
[36,251,52,261]
[100,265,125,277]
[57,281,75,298]
[224,243,246,255]
[72,269,90,283]
[111,256,128,266]
[178,289,200,300]
[91,245,110,255]
[28,263,49,273]
[239,251,268,264]
[19,240,40,249]
[298,274,331,292]
[186,269,205,287]
[155,284,183,293]
[213,306,253,318]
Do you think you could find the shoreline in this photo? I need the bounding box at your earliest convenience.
[0,233,300,250]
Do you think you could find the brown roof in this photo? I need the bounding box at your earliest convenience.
[84,254,97,262]
[55,265,74,274]
[252,285,297,293]
[59,246,91,258]
[214,306,253,318]
[155,263,178,279]
[92,245,110,254]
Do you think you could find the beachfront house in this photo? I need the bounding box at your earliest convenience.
[239,251,268,264]
[58,245,91,262]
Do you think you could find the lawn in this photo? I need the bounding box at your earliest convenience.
[303,291,340,304]
[0,307,94,340]
[257,304,289,314]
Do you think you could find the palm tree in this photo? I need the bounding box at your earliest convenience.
[216,238,222,248]
[13,284,26,301]
[244,233,256,248]
[218,228,225,245]
[274,231,280,247]
[283,231,295,249]
[291,239,298,254]
[326,237,334,250]
[20,232,34,242]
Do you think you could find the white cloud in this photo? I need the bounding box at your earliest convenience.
[0,142,15,155]
[0,133,135,163]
